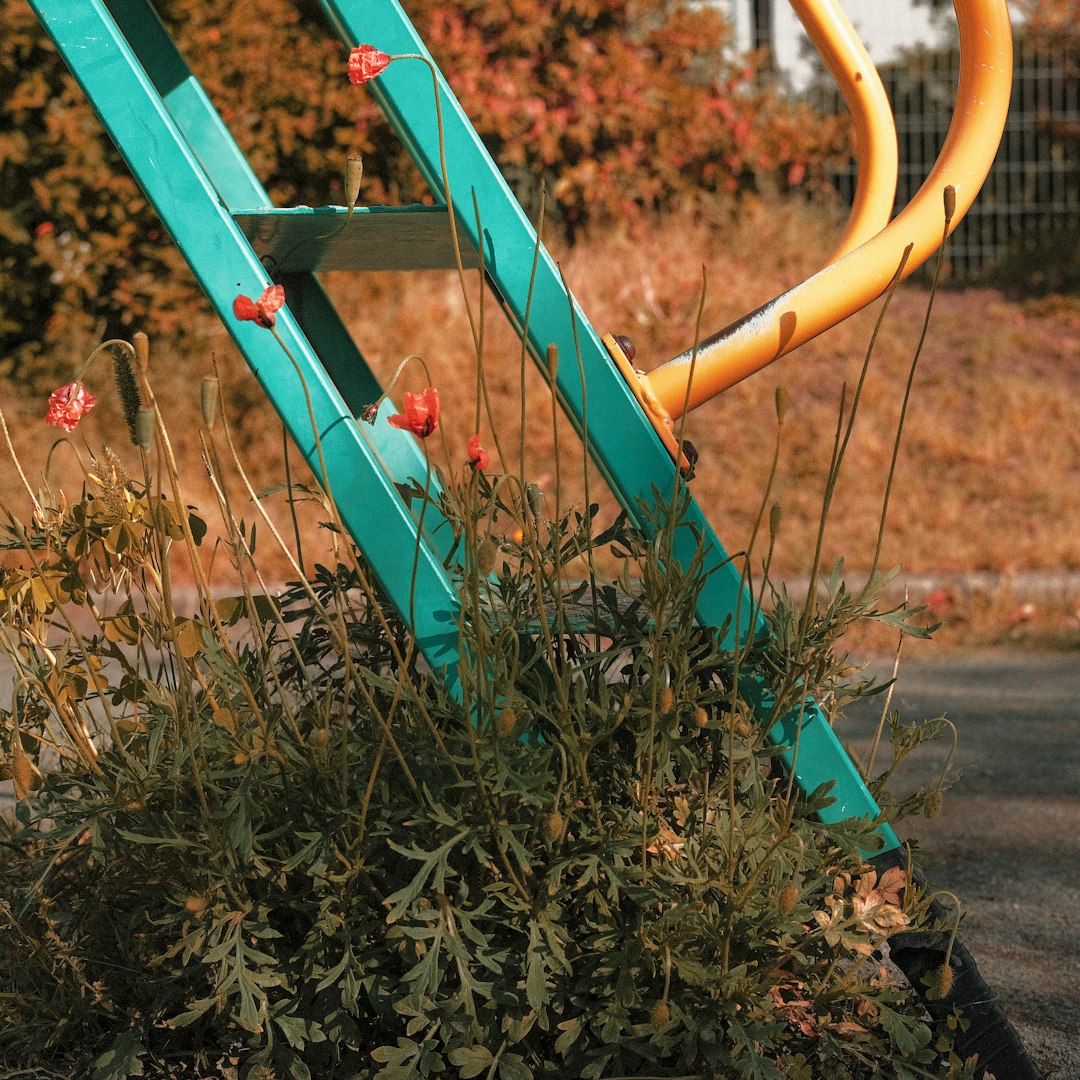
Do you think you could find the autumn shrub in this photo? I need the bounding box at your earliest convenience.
[2,0,847,385]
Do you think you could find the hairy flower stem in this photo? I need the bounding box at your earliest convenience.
[281,424,304,568]
[796,245,911,651]
[518,184,547,492]
[871,191,955,574]
[0,407,42,515]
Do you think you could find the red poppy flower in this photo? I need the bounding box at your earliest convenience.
[348,45,392,85]
[466,434,489,471]
[233,284,286,329]
[388,387,440,439]
[45,382,98,432]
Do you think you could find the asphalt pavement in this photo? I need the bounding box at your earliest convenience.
[841,650,1080,1079]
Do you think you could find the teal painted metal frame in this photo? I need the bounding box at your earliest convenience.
[28,0,899,855]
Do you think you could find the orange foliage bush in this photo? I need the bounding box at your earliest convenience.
[2,0,846,383]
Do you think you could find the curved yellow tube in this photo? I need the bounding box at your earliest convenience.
[790,0,898,261]
[629,0,1011,426]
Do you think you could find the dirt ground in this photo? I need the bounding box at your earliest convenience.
[842,650,1080,1079]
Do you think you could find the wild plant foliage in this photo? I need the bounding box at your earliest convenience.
[1,357,974,1078]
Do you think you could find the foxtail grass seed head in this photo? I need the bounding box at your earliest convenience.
[345,154,363,208]
[545,809,565,841]
[649,1000,671,1027]
[659,685,675,716]
[201,376,219,429]
[695,706,709,728]
[924,789,943,819]
[112,341,141,445]
[136,407,156,453]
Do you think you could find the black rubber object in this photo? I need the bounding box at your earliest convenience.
[870,849,1044,1079]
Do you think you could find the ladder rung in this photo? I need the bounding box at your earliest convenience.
[232,205,480,273]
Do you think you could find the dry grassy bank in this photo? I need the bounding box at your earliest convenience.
[4,202,1079,646]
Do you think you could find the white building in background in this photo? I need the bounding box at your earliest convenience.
[723,0,946,87]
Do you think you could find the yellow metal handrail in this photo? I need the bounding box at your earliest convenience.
[790,0,898,261]
[610,0,1012,450]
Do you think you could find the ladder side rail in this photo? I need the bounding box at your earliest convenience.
[109,0,268,210]
[319,0,757,630]
[29,0,466,691]
[108,0,459,561]
[319,0,899,850]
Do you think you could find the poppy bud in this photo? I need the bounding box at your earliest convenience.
[133,331,149,374]
[778,883,799,915]
[769,503,782,539]
[546,343,558,380]
[933,960,954,999]
[478,537,498,578]
[201,376,219,429]
[136,407,156,453]
[345,154,363,209]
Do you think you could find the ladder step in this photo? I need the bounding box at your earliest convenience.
[232,204,480,273]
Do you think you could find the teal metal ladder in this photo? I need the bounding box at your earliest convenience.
[31,0,897,850]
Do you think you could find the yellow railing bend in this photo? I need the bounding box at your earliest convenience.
[608,0,1012,457]
[791,0,898,262]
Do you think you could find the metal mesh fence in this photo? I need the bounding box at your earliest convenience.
[814,33,1080,285]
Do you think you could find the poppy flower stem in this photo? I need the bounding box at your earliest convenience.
[407,449,433,632]
[360,354,434,422]
[391,53,482,360]
[0,407,41,514]
[73,338,136,386]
